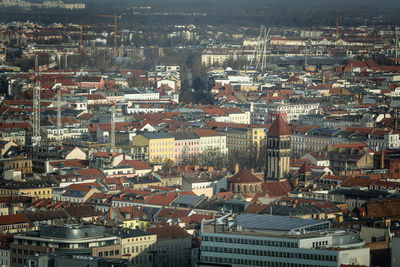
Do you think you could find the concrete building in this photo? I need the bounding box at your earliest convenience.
[266,115,292,180]
[200,214,370,267]
[10,225,119,267]
[146,225,192,267]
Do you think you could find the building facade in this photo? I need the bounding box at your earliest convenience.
[200,214,370,267]
[131,132,175,164]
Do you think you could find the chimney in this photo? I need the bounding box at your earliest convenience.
[234,163,239,174]
[381,151,385,169]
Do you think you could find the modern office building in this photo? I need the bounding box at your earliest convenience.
[10,224,119,267]
[199,214,370,267]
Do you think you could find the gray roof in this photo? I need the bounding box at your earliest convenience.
[236,214,329,232]
[169,131,200,140]
[142,132,174,140]
[172,194,205,207]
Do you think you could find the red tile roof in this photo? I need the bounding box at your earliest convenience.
[157,208,190,219]
[76,168,104,178]
[262,180,293,198]
[0,214,30,225]
[267,115,291,136]
[146,225,189,240]
[194,129,224,137]
[118,160,152,170]
[67,182,102,192]
[145,192,178,206]
[229,168,261,184]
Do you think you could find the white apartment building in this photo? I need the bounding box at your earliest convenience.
[194,129,228,154]
[250,102,320,124]
[124,89,160,101]
[43,126,89,141]
[367,130,400,151]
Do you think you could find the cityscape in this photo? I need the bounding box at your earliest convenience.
[1,0,400,267]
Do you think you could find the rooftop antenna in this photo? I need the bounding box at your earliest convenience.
[57,88,62,132]
[395,26,399,63]
[336,12,340,42]
[110,102,116,151]
[32,55,41,147]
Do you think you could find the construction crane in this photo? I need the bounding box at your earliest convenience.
[250,26,270,72]
[32,55,41,147]
[110,102,116,151]
[388,26,400,65]
[94,12,121,57]
[57,88,62,134]
[79,23,94,54]
[336,12,340,42]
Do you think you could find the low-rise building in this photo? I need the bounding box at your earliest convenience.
[146,225,192,267]
[0,180,57,200]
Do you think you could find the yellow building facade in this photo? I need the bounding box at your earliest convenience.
[0,180,56,200]
[226,127,266,153]
[132,132,175,164]
[122,219,151,230]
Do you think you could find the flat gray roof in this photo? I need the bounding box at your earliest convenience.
[236,214,329,232]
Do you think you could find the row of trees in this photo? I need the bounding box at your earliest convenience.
[162,145,268,173]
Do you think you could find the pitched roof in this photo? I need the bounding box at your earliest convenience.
[142,132,174,140]
[118,160,152,170]
[0,214,30,225]
[262,180,293,198]
[145,192,178,206]
[364,199,400,218]
[267,115,291,136]
[229,168,262,184]
[156,208,190,219]
[64,205,101,218]
[194,129,224,137]
[146,225,190,240]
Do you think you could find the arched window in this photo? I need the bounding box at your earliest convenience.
[255,185,258,192]
[243,185,247,192]
[237,184,240,192]
[249,185,253,192]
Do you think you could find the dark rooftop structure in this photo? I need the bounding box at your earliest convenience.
[236,214,330,233]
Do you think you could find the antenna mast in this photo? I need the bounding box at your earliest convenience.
[57,89,62,132]
[110,102,116,151]
[32,55,41,146]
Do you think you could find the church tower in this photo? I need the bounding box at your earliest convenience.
[265,115,292,180]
